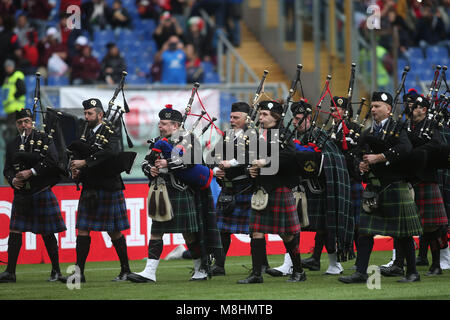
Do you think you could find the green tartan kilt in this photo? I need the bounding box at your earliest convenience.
[301,186,326,231]
[150,184,199,234]
[359,181,423,237]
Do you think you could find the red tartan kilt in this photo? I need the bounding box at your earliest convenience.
[249,187,300,235]
[414,182,448,228]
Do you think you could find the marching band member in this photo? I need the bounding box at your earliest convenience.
[208,101,270,276]
[330,96,363,263]
[402,96,447,276]
[128,104,221,283]
[275,100,353,276]
[1,108,67,283]
[339,91,423,284]
[70,98,131,283]
[237,100,305,284]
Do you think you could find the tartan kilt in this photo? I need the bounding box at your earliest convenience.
[249,187,300,235]
[10,189,66,234]
[76,189,129,232]
[351,182,364,226]
[150,185,199,234]
[414,182,448,228]
[359,182,423,237]
[302,187,326,231]
[194,187,222,250]
[216,183,252,234]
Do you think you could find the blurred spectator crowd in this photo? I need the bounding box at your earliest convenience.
[353,0,450,89]
[0,0,245,91]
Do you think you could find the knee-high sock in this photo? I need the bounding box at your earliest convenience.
[76,235,91,274]
[417,235,428,259]
[186,240,202,260]
[283,234,303,273]
[312,232,325,260]
[424,230,442,268]
[112,235,130,273]
[215,233,231,267]
[42,234,61,273]
[438,232,448,249]
[148,239,163,260]
[356,235,374,274]
[262,237,269,267]
[398,236,417,275]
[6,233,22,274]
[250,238,265,276]
[353,228,360,252]
[393,237,405,268]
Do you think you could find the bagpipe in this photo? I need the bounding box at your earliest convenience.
[142,82,220,189]
[378,66,411,141]
[67,71,137,189]
[12,72,66,194]
[417,65,448,140]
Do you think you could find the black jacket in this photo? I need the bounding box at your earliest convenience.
[407,119,445,184]
[357,125,412,187]
[4,130,61,195]
[77,126,125,191]
[253,128,298,193]
[207,128,250,182]
[335,121,363,182]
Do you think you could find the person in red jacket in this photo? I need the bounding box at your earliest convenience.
[70,44,101,84]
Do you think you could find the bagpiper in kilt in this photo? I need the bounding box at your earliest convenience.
[400,96,447,276]
[207,101,270,276]
[339,91,423,284]
[127,104,222,283]
[69,98,131,283]
[1,108,67,283]
[237,100,305,284]
[295,100,353,275]
[331,96,363,262]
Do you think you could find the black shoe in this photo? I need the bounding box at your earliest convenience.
[286,270,306,282]
[416,256,429,266]
[127,272,155,283]
[425,266,442,276]
[397,273,420,283]
[112,271,131,282]
[338,272,368,284]
[380,265,404,277]
[301,257,320,271]
[47,270,67,283]
[237,274,263,284]
[261,264,270,274]
[0,271,16,283]
[265,267,289,277]
[210,264,226,276]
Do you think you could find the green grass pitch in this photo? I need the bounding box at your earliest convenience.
[0,251,449,300]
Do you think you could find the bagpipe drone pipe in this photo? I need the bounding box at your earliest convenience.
[12,72,65,194]
[66,71,137,185]
[142,82,219,190]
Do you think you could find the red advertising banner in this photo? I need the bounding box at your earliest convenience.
[0,183,395,265]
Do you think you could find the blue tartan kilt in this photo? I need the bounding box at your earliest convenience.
[216,184,252,234]
[76,189,130,232]
[10,189,66,234]
[351,182,364,226]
